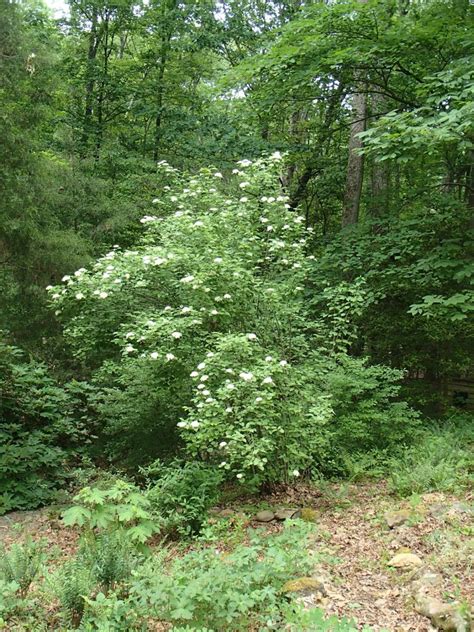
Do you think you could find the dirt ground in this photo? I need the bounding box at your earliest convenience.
[1,481,472,631]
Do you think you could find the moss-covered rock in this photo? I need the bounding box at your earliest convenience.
[282,577,326,597]
[300,508,319,523]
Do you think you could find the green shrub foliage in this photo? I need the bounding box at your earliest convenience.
[0,338,89,513]
[144,459,223,536]
[48,157,419,484]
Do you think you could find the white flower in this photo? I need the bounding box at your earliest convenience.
[203,390,211,397]
[114,278,122,284]
[226,383,235,390]
[46,285,53,291]
[142,256,151,265]
[197,383,205,390]
[182,306,192,313]
[150,352,159,360]
[125,332,135,339]
[223,293,231,300]
[279,360,288,367]
[239,371,253,381]
[239,196,248,203]
[75,292,84,300]
[260,216,268,223]
[74,268,86,277]
[271,151,282,160]
[267,226,273,232]
[206,352,214,358]
[268,197,275,203]
[171,331,182,339]
[125,344,135,354]
[225,407,233,413]
[177,421,187,428]
[247,333,257,341]
[236,473,244,479]
[180,275,194,283]
[190,371,199,378]
[200,375,209,382]
[255,397,263,403]
[170,195,178,202]
[213,257,223,264]
[219,461,227,467]
[210,309,218,315]
[205,397,214,403]
[265,356,273,362]
[232,168,240,174]
[214,172,223,178]
[153,257,166,266]
[239,181,250,188]
[198,362,206,370]
[194,220,204,227]
[237,159,252,167]
[62,275,71,282]
[292,469,300,477]
[99,292,108,299]
[152,198,159,204]
[219,441,227,449]
[164,305,172,311]
[166,353,176,361]
[294,215,304,224]
[262,376,273,384]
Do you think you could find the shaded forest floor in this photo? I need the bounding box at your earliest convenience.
[1,481,472,631]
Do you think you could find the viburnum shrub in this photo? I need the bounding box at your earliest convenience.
[47,154,417,484]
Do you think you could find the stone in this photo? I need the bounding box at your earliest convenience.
[411,568,443,591]
[415,594,470,632]
[300,508,319,523]
[385,509,412,528]
[274,508,301,521]
[282,577,327,598]
[254,510,275,522]
[387,553,423,569]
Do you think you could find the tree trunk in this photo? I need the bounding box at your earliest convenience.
[342,0,368,227]
[342,89,367,227]
[81,6,99,153]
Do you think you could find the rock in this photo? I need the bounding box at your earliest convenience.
[218,508,236,518]
[410,568,443,592]
[385,509,412,528]
[254,510,275,522]
[387,552,423,569]
[415,594,470,631]
[274,508,301,521]
[282,577,327,598]
[300,508,319,523]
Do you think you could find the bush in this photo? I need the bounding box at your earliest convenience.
[130,521,315,630]
[388,417,474,496]
[0,337,89,514]
[49,156,419,484]
[144,460,223,536]
[62,480,159,544]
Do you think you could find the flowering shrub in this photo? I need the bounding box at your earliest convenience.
[47,155,417,484]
